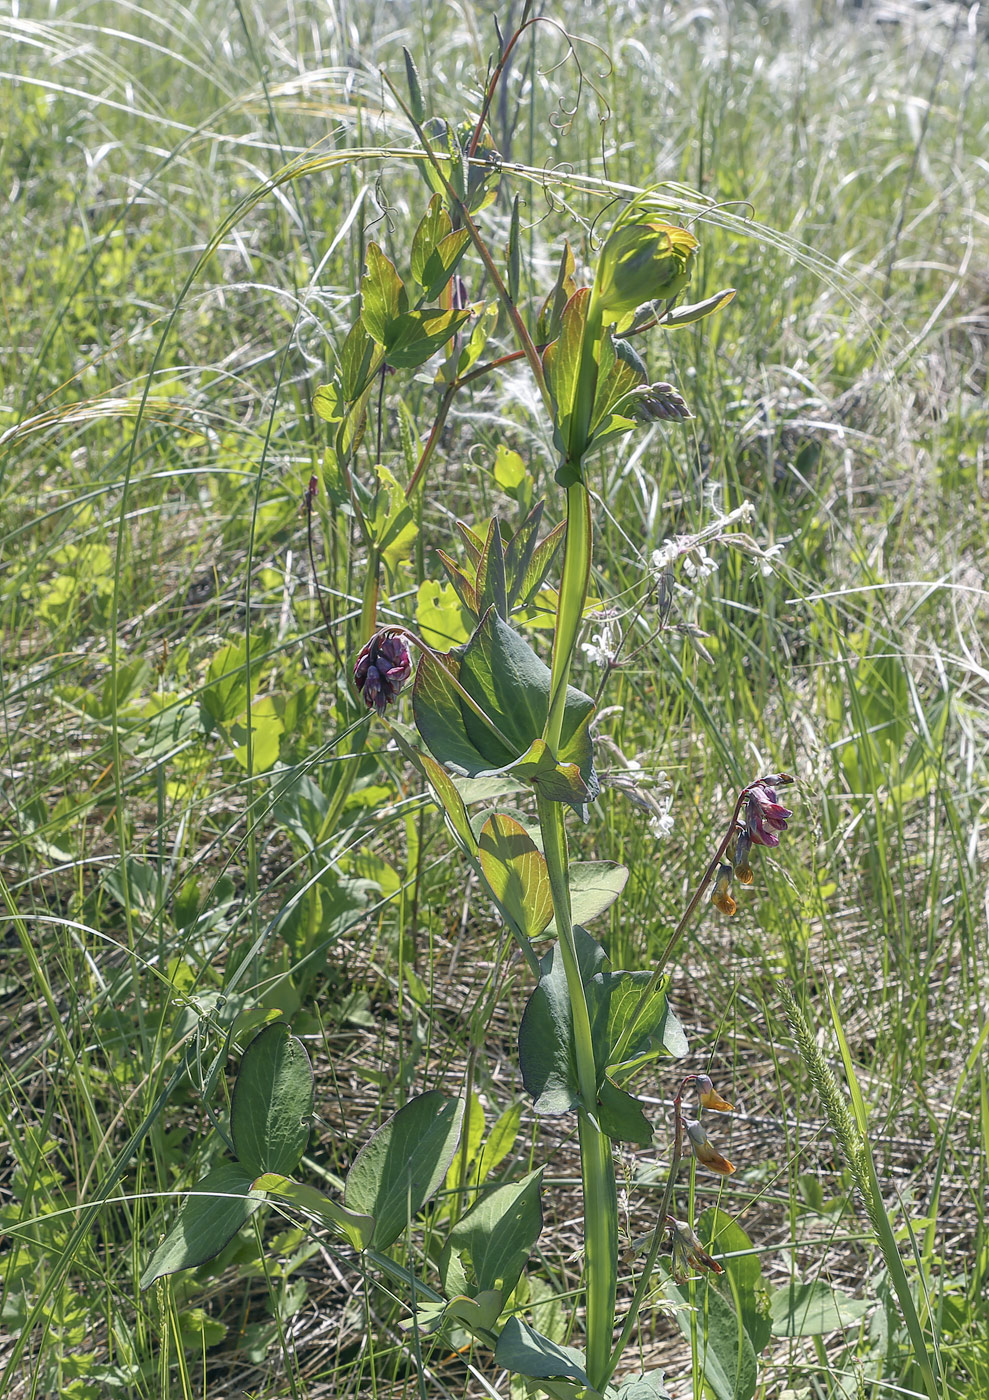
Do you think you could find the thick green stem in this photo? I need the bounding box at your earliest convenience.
[544,482,592,750]
[537,793,616,1389]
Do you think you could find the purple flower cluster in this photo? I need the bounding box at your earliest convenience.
[712,775,795,918]
[353,632,412,715]
[743,784,792,847]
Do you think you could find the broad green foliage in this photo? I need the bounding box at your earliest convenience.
[4,2,985,1397]
[344,1092,465,1250]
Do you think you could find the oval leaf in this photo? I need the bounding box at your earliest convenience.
[495,1316,589,1386]
[769,1280,868,1337]
[344,1091,465,1249]
[140,1162,265,1290]
[545,860,628,934]
[441,1168,543,1300]
[230,1024,314,1177]
[479,813,554,940]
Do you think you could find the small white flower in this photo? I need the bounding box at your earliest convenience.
[682,547,717,581]
[580,616,621,669]
[648,797,675,841]
[758,543,785,577]
[650,539,680,577]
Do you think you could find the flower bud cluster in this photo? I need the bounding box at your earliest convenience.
[711,779,794,917]
[353,631,412,715]
[632,382,693,422]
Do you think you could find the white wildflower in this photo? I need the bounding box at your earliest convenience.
[648,796,675,841]
[758,543,785,577]
[682,547,717,581]
[650,539,680,578]
[581,615,621,669]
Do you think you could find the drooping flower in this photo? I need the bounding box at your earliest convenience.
[666,1216,724,1282]
[647,797,675,842]
[353,632,412,715]
[697,1074,734,1113]
[711,864,736,916]
[580,614,621,669]
[744,784,793,847]
[733,831,755,885]
[685,1119,735,1175]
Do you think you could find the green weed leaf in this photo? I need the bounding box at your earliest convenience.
[140,1163,265,1290]
[478,813,554,940]
[344,1091,465,1250]
[230,1024,314,1178]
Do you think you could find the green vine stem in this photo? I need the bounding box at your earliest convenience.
[536,791,617,1391]
[609,771,794,1070]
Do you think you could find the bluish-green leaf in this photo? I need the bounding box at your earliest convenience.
[603,970,688,1078]
[140,1163,265,1290]
[769,1280,868,1337]
[614,1371,672,1400]
[665,1277,758,1400]
[518,928,607,1115]
[506,738,592,808]
[545,861,628,934]
[597,1079,653,1146]
[478,813,554,940]
[698,1207,771,1353]
[441,1168,543,1299]
[230,1024,313,1177]
[494,1316,589,1386]
[344,1091,464,1249]
[412,610,599,813]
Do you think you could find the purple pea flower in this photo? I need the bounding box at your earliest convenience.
[744,784,792,847]
[353,632,412,716]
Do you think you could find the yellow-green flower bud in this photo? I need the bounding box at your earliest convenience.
[594,220,699,317]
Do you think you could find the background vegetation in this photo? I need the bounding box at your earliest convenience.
[1,0,986,1396]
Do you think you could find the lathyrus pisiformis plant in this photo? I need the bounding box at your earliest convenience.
[142,20,794,1399]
